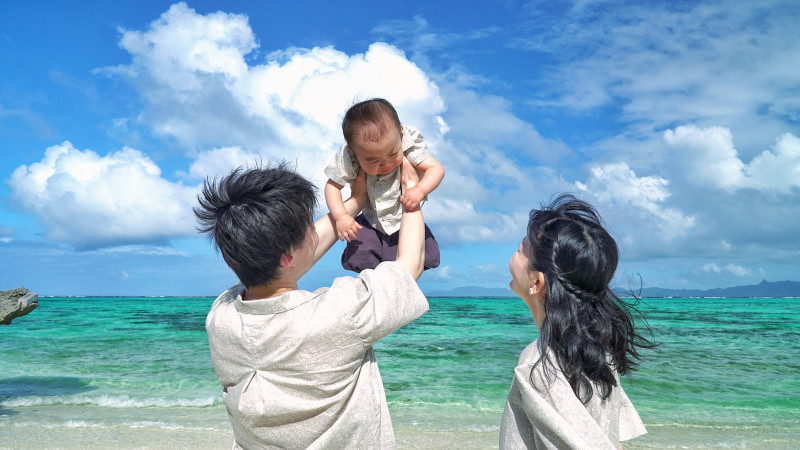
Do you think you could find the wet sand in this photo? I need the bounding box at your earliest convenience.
[1,426,500,449]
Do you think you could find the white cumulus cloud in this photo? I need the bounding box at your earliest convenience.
[14,3,559,251]
[664,125,800,192]
[725,264,752,277]
[425,265,462,281]
[101,3,446,190]
[8,141,199,249]
[698,262,751,277]
[93,3,566,245]
[663,126,746,190]
[745,133,800,191]
[187,146,261,180]
[577,162,695,241]
[424,198,524,243]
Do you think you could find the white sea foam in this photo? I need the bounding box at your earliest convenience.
[389,398,502,413]
[398,420,500,433]
[458,424,500,432]
[0,394,219,408]
[7,420,224,432]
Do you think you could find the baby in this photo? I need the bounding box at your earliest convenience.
[324,98,444,272]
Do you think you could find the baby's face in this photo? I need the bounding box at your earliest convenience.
[349,127,403,176]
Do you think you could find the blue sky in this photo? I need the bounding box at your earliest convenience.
[2,0,799,296]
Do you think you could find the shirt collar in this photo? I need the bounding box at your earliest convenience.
[234,287,318,315]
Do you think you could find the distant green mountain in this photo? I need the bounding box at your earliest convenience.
[426,285,515,297]
[638,280,800,298]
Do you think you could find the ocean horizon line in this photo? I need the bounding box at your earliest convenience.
[33,294,800,299]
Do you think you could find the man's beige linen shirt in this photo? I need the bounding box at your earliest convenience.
[324,125,430,235]
[206,262,429,449]
[500,341,647,449]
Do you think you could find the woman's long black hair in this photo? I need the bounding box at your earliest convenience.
[527,194,655,403]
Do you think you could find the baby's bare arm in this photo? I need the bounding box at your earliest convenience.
[324,180,348,220]
[412,156,444,196]
[315,172,368,261]
[324,179,362,241]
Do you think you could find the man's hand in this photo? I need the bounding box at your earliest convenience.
[400,157,423,211]
[335,215,361,242]
[396,157,425,279]
[351,168,367,203]
[400,186,425,211]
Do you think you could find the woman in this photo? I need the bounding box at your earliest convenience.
[500,194,655,449]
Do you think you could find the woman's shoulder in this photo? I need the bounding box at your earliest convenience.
[516,339,544,366]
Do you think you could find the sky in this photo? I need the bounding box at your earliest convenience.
[1,0,799,296]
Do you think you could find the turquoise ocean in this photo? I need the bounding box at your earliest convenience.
[1,295,799,449]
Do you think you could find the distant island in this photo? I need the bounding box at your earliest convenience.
[637,279,800,298]
[426,280,800,298]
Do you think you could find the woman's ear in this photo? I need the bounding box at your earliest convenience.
[530,271,546,296]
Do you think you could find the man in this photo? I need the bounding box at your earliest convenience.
[194,160,428,449]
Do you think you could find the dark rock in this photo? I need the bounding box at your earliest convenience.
[0,287,39,325]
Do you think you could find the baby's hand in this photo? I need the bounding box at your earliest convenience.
[336,215,362,242]
[400,186,425,211]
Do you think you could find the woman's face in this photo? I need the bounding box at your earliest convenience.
[509,237,534,298]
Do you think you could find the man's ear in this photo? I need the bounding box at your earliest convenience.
[280,252,295,268]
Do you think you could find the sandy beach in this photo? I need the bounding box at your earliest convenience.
[6,423,800,450]
[0,426,501,449]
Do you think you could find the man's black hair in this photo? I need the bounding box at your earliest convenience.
[194,162,317,287]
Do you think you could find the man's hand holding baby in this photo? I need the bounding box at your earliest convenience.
[400,157,423,211]
[400,186,425,212]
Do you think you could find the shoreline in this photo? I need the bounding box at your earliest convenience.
[3,424,799,449]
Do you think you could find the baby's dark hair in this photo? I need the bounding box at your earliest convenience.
[527,194,655,403]
[342,98,402,147]
[193,162,317,288]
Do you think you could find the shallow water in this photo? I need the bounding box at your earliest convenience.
[2,296,798,448]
